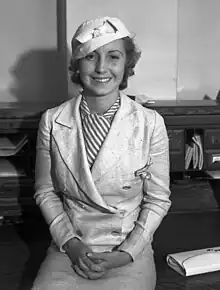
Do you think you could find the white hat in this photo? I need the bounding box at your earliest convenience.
[72,17,131,59]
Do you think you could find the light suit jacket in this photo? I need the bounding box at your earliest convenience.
[34,92,171,260]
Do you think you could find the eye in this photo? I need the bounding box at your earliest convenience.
[109,54,120,60]
[84,53,96,61]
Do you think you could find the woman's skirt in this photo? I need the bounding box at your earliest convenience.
[31,244,156,290]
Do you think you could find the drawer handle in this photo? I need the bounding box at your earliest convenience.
[212,154,220,163]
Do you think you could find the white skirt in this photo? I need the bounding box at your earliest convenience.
[32,244,156,290]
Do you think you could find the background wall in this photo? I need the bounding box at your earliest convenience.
[0,0,67,104]
[66,0,178,100]
[1,1,219,103]
[177,0,220,100]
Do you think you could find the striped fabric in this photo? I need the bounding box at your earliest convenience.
[80,96,120,168]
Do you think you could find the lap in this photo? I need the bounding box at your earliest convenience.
[32,244,156,290]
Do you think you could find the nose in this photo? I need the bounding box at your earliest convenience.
[95,56,107,73]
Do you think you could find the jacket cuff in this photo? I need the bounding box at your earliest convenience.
[116,225,151,260]
[49,213,82,252]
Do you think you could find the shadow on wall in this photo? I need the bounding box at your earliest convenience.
[9,49,69,104]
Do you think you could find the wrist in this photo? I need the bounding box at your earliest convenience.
[63,237,81,252]
[117,250,133,263]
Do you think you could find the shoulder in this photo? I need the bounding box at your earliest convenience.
[39,97,78,124]
[129,99,169,145]
[125,94,165,128]
[45,98,76,117]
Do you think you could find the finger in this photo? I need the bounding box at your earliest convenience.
[86,269,107,280]
[97,260,108,269]
[87,255,104,264]
[78,256,91,272]
[88,253,111,270]
[81,252,102,271]
[73,264,88,279]
[87,252,108,262]
[80,256,105,273]
[94,259,103,264]
[75,260,105,280]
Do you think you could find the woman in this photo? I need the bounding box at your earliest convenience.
[32,16,171,290]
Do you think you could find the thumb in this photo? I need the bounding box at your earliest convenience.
[87,252,105,261]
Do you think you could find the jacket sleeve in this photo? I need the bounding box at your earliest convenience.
[117,111,171,260]
[34,110,81,251]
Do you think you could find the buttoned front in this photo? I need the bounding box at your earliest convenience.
[34,92,171,260]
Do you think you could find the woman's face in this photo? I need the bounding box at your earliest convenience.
[78,39,126,97]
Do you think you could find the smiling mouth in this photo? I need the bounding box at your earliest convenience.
[92,77,111,83]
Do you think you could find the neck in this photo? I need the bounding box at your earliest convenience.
[83,92,119,114]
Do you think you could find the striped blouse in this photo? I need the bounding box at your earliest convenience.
[80,95,120,167]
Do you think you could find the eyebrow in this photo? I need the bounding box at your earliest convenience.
[108,50,124,55]
[91,49,124,56]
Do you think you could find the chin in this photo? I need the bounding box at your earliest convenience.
[93,90,113,97]
[86,87,119,97]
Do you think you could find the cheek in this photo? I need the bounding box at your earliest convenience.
[78,61,93,77]
[79,67,92,85]
[114,65,125,81]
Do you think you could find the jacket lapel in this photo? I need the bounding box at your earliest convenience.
[52,97,81,182]
[52,96,114,211]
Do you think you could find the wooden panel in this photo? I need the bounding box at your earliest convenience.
[170,153,185,171]
[204,129,220,149]
[168,129,184,152]
[164,115,220,127]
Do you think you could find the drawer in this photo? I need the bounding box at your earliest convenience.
[204,129,220,149]
[168,130,184,152]
[204,150,220,170]
[170,153,185,172]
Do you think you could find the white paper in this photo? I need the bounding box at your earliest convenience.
[167,246,220,276]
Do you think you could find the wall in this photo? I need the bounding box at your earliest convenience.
[0,0,67,104]
[66,0,178,100]
[1,1,219,103]
[177,0,220,100]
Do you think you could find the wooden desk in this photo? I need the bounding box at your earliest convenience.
[144,99,220,173]
[0,102,53,219]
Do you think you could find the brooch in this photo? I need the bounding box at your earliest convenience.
[134,158,153,181]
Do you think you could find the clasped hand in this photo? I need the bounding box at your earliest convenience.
[64,238,132,280]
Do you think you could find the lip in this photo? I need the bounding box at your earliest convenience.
[92,77,111,83]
